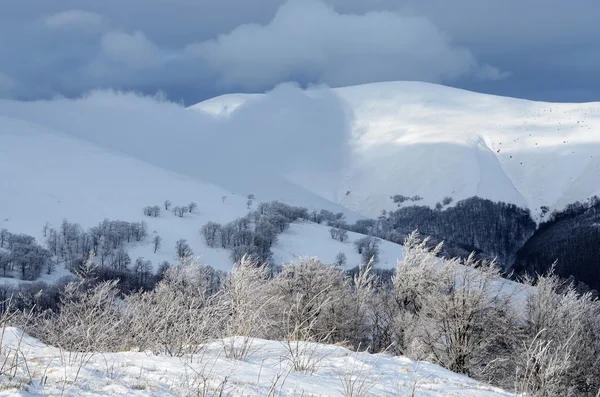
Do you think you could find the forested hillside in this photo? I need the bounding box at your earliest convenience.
[515,196,600,291]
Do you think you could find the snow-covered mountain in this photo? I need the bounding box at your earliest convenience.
[195,81,600,219]
[0,82,590,396]
[1,80,599,280]
[0,115,402,278]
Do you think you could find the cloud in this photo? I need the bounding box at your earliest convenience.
[0,85,351,194]
[0,0,598,103]
[0,73,15,98]
[192,0,501,90]
[476,65,511,81]
[100,31,160,69]
[42,10,104,29]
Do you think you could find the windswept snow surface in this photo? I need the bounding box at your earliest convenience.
[195,81,600,219]
[0,327,513,397]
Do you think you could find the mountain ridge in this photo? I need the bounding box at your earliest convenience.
[194,80,600,220]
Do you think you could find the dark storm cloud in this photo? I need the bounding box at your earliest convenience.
[0,0,598,103]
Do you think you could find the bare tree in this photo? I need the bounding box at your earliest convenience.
[329,228,348,242]
[515,270,600,396]
[175,239,193,260]
[153,235,162,253]
[164,200,172,211]
[201,222,222,248]
[0,228,8,248]
[124,259,224,357]
[334,252,347,266]
[42,222,50,237]
[188,202,198,213]
[143,206,160,217]
[411,255,517,377]
[173,206,185,217]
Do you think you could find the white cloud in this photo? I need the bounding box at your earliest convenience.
[0,85,350,188]
[476,65,511,81]
[191,0,504,90]
[42,10,104,29]
[101,31,160,69]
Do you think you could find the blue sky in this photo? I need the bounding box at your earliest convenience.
[1,0,598,104]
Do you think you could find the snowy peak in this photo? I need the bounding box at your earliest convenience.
[194,81,600,218]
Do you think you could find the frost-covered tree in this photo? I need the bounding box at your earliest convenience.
[175,239,193,261]
[329,227,348,242]
[110,248,131,272]
[201,222,222,248]
[0,228,8,248]
[220,256,271,359]
[173,206,185,217]
[164,200,172,211]
[124,260,224,356]
[515,271,600,396]
[133,257,153,287]
[354,236,379,264]
[270,257,346,344]
[143,205,161,217]
[9,238,50,280]
[412,255,517,377]
[334,252,347,266]
[131,221,148,242]
[0,252,11,276]
[188,202,198,213]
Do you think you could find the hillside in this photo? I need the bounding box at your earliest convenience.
[195,81,600,220]
[0,115,402,284]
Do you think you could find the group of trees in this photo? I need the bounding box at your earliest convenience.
[5,231,597,396]
[160,199,198,218]
[43,219,149,271]
[201,201,310,263]
[381,197,537,267]
[391,194,423,205]
[329,227,348,242]
[515,195,600,292]
[0,229,51,280]
[0,219,160,284]
[354,235,380,264]
[143,205,161,217]
[319,197,537,269]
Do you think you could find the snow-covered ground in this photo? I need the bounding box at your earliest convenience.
[195,81,600,219]
[0,115,403,284]
[0,327,512,397]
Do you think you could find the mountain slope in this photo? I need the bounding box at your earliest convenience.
[0,115,401,283]
[195,81,600,219]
